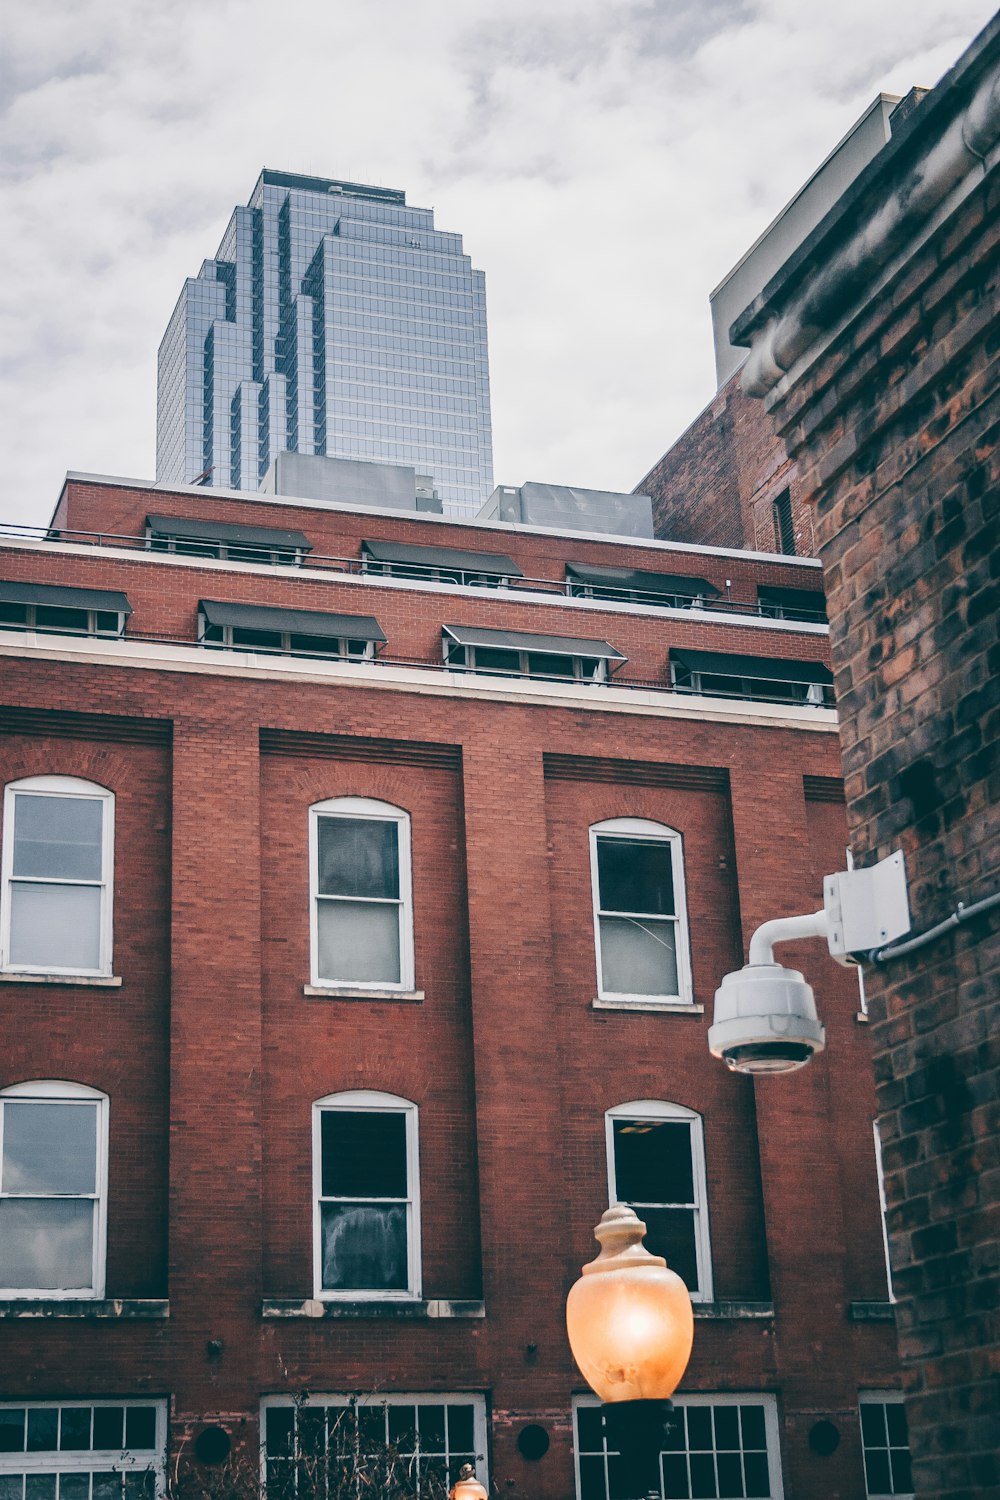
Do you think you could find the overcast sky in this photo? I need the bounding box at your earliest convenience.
[1,0,995,527]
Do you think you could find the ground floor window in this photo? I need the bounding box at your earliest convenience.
[261,1395,487,1498]
[573,1395,783,1499]
[859,1395,912,1498]
[0,1402,165,1500]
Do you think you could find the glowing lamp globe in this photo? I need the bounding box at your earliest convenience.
[448,1464,488,1500]
[566,1205,694,1403]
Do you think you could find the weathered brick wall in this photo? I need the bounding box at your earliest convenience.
[636,369,817,556]
[745,64,1000,1500]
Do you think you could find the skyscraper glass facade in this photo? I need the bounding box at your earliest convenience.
[156,171,493,516]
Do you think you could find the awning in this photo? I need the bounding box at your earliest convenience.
[147,515,311,551]
[566,561,720,597]
[670,648,832,684]
[444,623,626,660]
[362,539,522,577]
[0,580,132,615]
[756,584,827,619]
[199,600,386,642]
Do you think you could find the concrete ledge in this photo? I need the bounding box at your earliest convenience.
[693,1301,775,1320]
[592,998,704,1015]
[848,1300,896,1321]
[0,1299,168,1319]
[262,1298,485,1320]
[0,973,122,987]
[302,986,424,1002]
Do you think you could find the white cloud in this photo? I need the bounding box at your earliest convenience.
[0,0,995,525]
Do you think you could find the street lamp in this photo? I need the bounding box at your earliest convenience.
[567,1204,694,1499]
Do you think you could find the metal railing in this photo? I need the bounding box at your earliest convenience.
[0,521,828,625]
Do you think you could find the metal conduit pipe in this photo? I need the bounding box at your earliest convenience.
[865,890,1000,965]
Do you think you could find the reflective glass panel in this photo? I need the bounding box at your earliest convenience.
[316,818,399,899]
[8,885,102,970]
[319,1202,407,1290]
[0,1200,94,1290]
[12,797,103,881]
[597,837,675,916]
[599,915,678,996]
[612,1120,694,1204]
[316,901,400,984]
[2,1103,97,1194]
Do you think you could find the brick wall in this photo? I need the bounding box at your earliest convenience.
[635,370,817,557]
[734,21,1000,1496]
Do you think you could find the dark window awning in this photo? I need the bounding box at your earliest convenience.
[147,514,312,551]
[0,580,132,615]
[362,539,522,577]
[444,623,626,661]
[567,561,720,598]
[756,584,828,619]
[199,599,386,642]
[670,648,832,684]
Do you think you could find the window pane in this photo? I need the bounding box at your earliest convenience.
[597,837,675,916]
[890,1448,912,1492]
[0,1409,25,1453]
[688,1452,715,1497]
[640,1204,698,1289]
[526,653,574,678]
[742,1451,770,1496]
[446,1408,474,1456]
[316,900,400,984]
[317,818,399,899]
[26,1411,58,1453]
[884,1403,908,1447]
[686,1409,713,1452]
[599,916,677,995]
[264,1408,293,1459]
[575,1407,604,1453]
[34,608,89,634]
[578,1455,608,1500]
[859,1405,885,1447]
[418,1407,446,1454]
[90,1474,117,1500]
[8,884,102,970]
[612,1119,694,1204]
[716,1452,742,1498]
[60,1476,90,1500]
[124,1410,157,1452]
[386,1406,416,1449]
[321,1111,408,1197]
[712,1407,739,1453]
[24,1478,56,1500]
[319,1202,407,1290]
[58,1409,91,1451]
[230,628,283,651]
[2,1103,97,1193]
[471,647,520,675]
[91,1411,124,1452]
[13,797,103,881]
[662,1453,690,1498]
[864,1451,891,1495]
[123,1474,155,1500]
[0,1199,95,1289]
[288,634,344,657]
[739,1407,766,1452]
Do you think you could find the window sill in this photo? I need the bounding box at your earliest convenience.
[261,1298,485,1320]
[303,985,424,1002]
[592,997,704,1015]
[0,1298,168,1319]
[0,973,122,987]
[693,1301,775,1320]
[848,1300,895,1321]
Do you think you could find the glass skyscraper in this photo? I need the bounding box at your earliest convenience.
[156,170,493,515]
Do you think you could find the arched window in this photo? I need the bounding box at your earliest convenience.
[0,1081,109,1298]
[312,1091,420,1300]
[1,776,114,976]
[590,818,691,1004]
[606,1100,712,1302]
[309,797,413,990]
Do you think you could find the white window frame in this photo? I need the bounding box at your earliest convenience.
[872,1121,895,1303]
[260,1394,487,1492]
[444,640,609,683]
[590,818,692,1006]
[0,1399,167,1497]
[858,1392,912,1500]
[0,1080,109,1300]
[148,529,304,567]
[605,1100,712,1303]
[572,1392,784,1500]
[312,1090,421,1301]
[670,662,830,707]
[0,603,126,638]
[1,776,115,977]
[199,613,374,660]
[308,797,414,992]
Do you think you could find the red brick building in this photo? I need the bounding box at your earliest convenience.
[1,471,901,1498]
[731,14,1000,1499]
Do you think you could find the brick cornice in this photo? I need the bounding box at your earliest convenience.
[542,752,727,791]
[0,704,172,745]
[259,726,461,770]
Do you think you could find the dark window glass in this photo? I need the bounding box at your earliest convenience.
[356,1407,385,1449]
[740,1407,766,1451]
[859,1405,885,1447]
[264,1408,293,1458]
[865,1450,892,1494]
[288,634,344,657]
[446,1407,474,1454]
[25,1411,58,1453]
[319,1202,407,1290]
[230,628,283,651]
[34,608,89,634]
[688,1451,715,1496]
[716,1450,742,1496]
[698,673,748,700]
[773,491,795,555]
[123,1473,155,1500]
[884,1403,908,1448]
[24,1477,55,1500]
[526,653,574,678]
[90,1473,117,1500]
[0,603,29,627]
[316,817,399,900]
[91,1411,124,1452]
[93,613,121,635]
[890,1448,912,1492]
[661,1453,689,1498]
[472,646,520,675]
[743,1450,771,1495]
[598,838,675,916]
[200,623,225,644]
[713,1406,739,1452]
[613,1119,694,1203]
[686,1408,713,1452]
[58,1411,91,1451]
[418,1407,446,1454]
[386,1406,416,1448]
[321,1110,407,1197]
[579,1456,607,1500]
[124,1410,157,1452]
[0,1410,25,1453]
[61,1474,90,1500]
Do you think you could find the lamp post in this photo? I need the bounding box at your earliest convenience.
[566,1205,694,1500]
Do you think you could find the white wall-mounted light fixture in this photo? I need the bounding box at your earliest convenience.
[708,853,910,1076]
